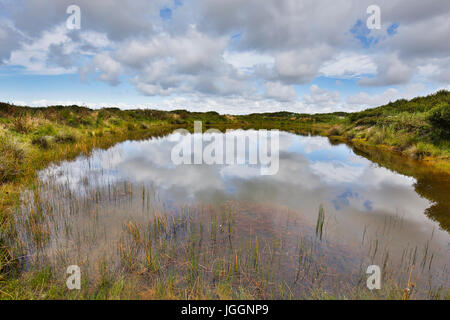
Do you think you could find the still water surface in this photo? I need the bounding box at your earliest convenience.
[21,130,449,295]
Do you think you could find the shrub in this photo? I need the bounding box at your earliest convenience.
[13,115,36,133]
[368,130,385,145]
[428,104,450,139]
[344,131,356,141]
[405,142,439,160]
[393,134,414,151]
[327,125,342,136]
[406,145,424,160]
[428,104,450,129]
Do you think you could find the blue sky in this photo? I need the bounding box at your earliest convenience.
[0,0,449,114]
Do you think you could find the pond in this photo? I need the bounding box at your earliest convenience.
[16,130,450,298]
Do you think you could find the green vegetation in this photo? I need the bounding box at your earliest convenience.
[338,90,450,169]
[0,90,449,300]
[2,90,449,173]
[0,104,180,283]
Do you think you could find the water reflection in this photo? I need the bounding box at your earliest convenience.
[42,133,436,223]
[26,130,449,295]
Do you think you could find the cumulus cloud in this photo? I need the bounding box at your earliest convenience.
[0,0,449,112]
[223,50,274,73]
[346,83,431,110]
[0,22,22,64]
[5,0,165,40]
[93,53,122,85]
[303,85,341,112]
[275,46,333,84]
[346,88,400,109]
[6,24,77,75]
[358,54,413,86]
[264,81,297,101]
[319,53,377,78]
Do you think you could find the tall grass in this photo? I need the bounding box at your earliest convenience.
[5,172,447,300]
[0,134,27,184]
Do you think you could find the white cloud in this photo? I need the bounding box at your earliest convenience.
[133,82,174,96]
[223,50,274,73]
[1,0,450,113]
[346,83,432,110]
[346,88,399,109]
[319,53,377,78]
[358,53,413,86]
[303,85,341,112]
[7,24,76,75]
[93,53,122,85]
[274,46,333,84]
[264,81,297,101]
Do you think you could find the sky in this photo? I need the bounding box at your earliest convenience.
[0,0,449,114]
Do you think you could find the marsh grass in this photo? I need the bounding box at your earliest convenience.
[4,172,447,300]
[0,106,179,285]
[0,134,27,184]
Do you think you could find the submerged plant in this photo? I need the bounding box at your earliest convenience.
[315,205,325,241]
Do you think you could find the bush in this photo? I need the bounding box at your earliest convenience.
[405,145,424,160]
[392,134,414,150]
[428,104,450,129]
[428,104,450,139]
[12,115,42,134]
[368,130,385,145]
[327,125,342,136]
[13,116,32,133]
[344,130,355,141]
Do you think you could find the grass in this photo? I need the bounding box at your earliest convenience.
[0,105,180,282]
[331,90,450,170]
[1,90,449,172]
[0,133,27,184]
[3,188,446,299]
